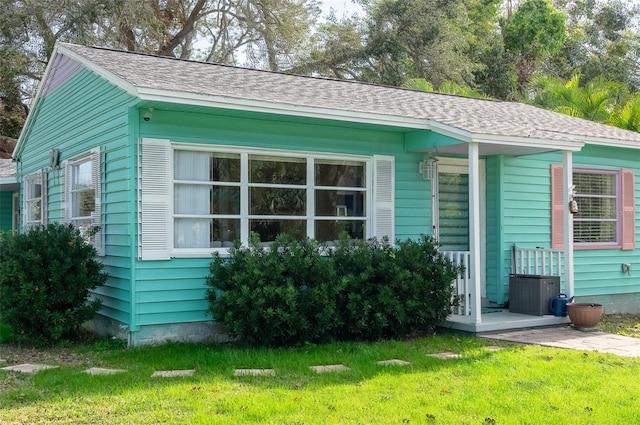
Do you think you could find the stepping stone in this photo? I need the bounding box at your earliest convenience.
[151,369,195,378]
[85,367,127,375]
[376,359,412,366]
[485,346,503,352]
[1,363,58,374]
[234,368,276,376]
[310,364,350,373]
[427,352,464,360]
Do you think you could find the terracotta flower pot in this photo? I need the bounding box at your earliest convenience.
[566,303,604,328]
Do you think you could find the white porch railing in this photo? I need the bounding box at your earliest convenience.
[511,245,563,277]
[441,250,471,316]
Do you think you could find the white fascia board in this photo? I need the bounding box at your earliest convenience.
[14,44,140,159]
[136,87,431,130]
[472,134,584,152]
[581,135,640,150]
[0,176,17,184]
[56,45,139,97]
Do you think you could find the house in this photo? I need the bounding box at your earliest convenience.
[8,42,640,345]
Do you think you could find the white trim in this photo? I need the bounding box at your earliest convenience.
[12,192,19,232]
[468,143,482,324]
[563,151,575,298]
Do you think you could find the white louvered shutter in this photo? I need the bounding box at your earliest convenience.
[91,147,104,256]
[373,155,395,244]
[140,138,172,260]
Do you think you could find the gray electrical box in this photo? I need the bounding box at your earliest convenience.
[509,275,560,316]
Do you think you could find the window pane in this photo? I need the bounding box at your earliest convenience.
[249,155,306,184]
[250,219,306,243]
[175,151,240,182]
[175,218,240,248]
[574,221,616,243]
[315,160,365,187]
[73,189,95,218]
[73,161,92,189]
[28,200,41,221]
[250,187,306,215]
[574,173,616,196]
[211,219,240,246]
[175,184,240,215]
[315,220,365,242]
[315,190,365,217]
[575,197,616,219]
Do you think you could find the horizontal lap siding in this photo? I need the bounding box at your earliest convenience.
[484,156,500,303]
[0,191,13,231]
[571,146,640,297]
[501,147,640,298]
[19,68,137,324]
[134,110,429,326]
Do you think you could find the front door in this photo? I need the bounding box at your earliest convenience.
[432,157,486,297]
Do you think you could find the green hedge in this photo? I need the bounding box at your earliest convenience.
[0,224,107,345]
[206,234,461,347]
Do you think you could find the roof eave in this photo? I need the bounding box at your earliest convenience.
[137,87,431,130]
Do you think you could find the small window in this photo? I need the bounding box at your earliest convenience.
[64,148,102,254]
[573,171,618,244]
[23,172,45,227]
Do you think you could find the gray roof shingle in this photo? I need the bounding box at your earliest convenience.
[59,43,640,146]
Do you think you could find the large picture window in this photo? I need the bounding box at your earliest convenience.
[172,148,369,251]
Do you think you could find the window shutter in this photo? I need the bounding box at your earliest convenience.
[550,164,564,249]
[62,161,70,223]
[140,138,172,260]
[41,170,48,224]
[373,155,395,244]
[621,169,636,250]
[91,147,104,256]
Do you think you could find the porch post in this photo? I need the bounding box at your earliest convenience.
[469,142,482,323]
[563,150,575,298]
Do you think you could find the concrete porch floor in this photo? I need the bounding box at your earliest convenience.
[438,310,570,333]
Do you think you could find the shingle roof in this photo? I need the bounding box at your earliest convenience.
[57,43,640,146]
[0,158,16,178]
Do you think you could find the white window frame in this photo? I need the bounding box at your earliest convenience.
[171,144,372,257]
[23,171,46,228]
[63,147,103,255]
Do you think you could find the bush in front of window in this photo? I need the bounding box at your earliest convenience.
[0,223,106,346]
[206,233,461,347]
[331,235,460,341]
[206,233,341,347]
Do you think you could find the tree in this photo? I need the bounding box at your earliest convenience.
[0,0,321,140]
[529,72,625,122]
[503,0,567,92]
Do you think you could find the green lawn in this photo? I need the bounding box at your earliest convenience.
[1,334,640,424]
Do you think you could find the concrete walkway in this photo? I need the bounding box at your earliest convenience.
[480,325,640,357]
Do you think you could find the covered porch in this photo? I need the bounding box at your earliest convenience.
[407,125,584,333]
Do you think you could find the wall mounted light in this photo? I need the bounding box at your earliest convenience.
[143,108,153,122]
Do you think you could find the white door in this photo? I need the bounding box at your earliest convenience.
[432,157,486,297]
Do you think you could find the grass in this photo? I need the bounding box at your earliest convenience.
[598,313,640,337]
[2,331,640,424]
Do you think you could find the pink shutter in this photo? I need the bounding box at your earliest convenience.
[621,169,636,250]
[550,164,564,249]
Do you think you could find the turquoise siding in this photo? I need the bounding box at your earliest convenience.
[0,191,14,231]
[134,108,431,327]
[17,67,138,326]
[484,156,501,303]
[499,147,640,300]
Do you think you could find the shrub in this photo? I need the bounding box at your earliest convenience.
[331,235,460,340]
[207,233,462,347]
[0,223,107,345]
[206,234,341,347]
